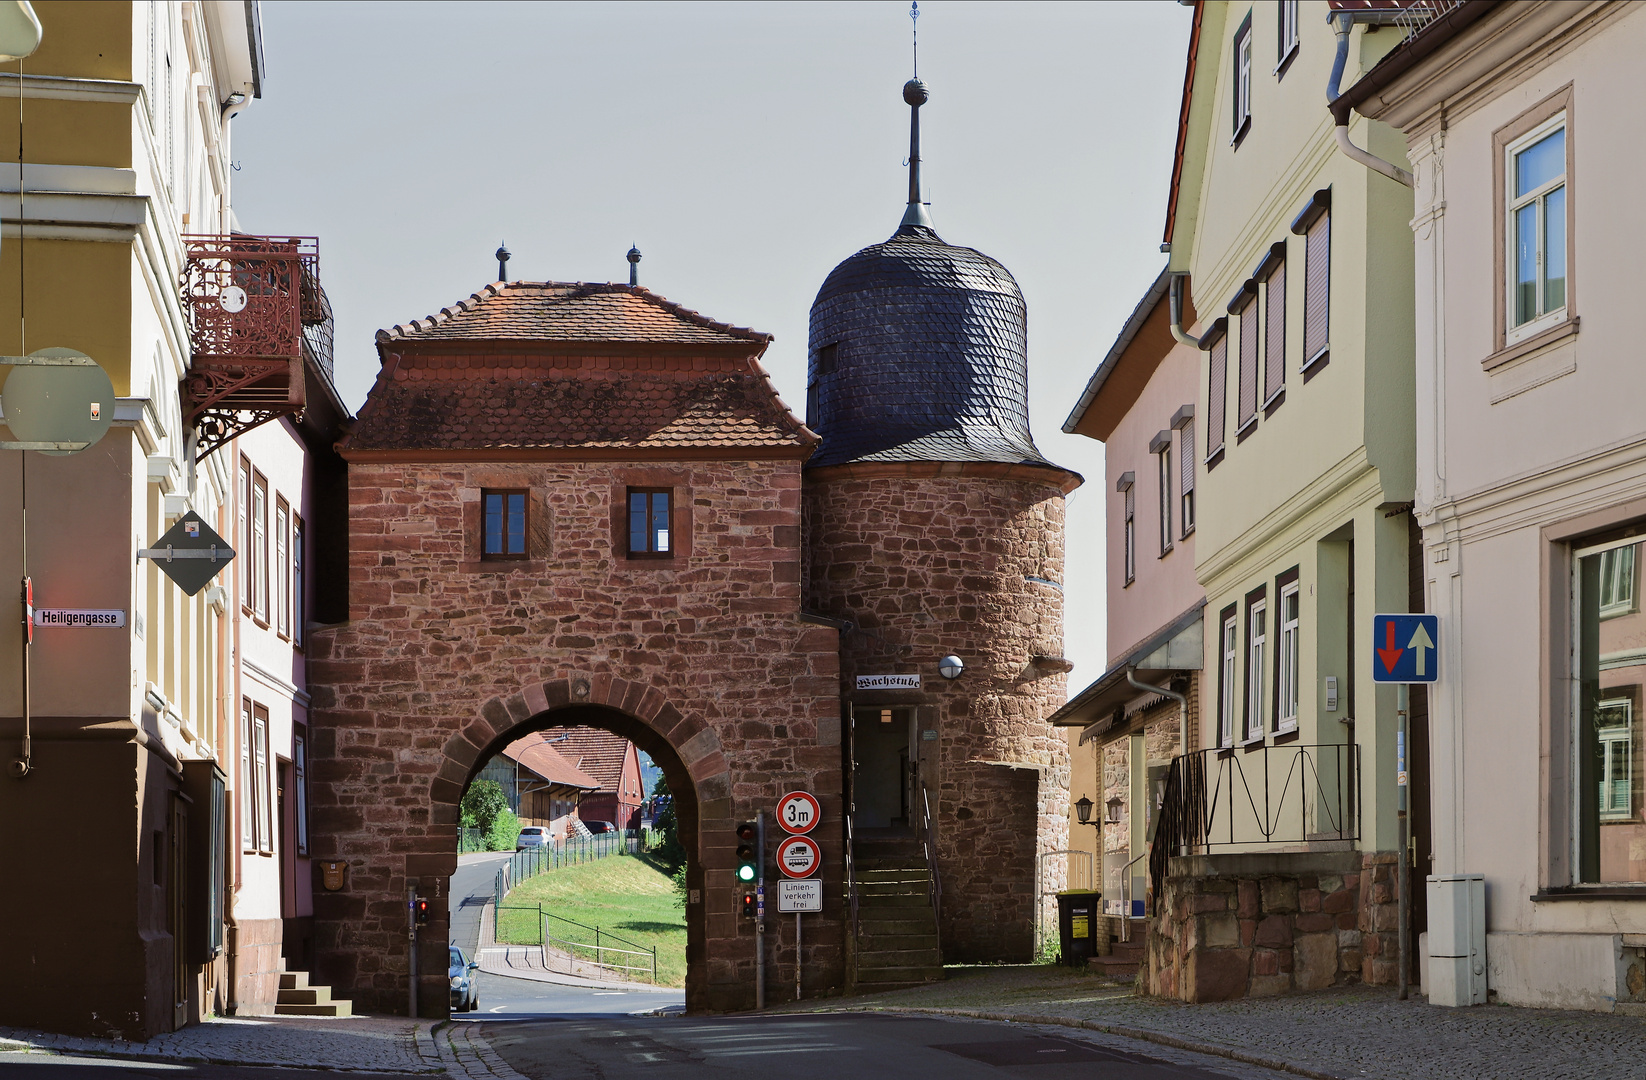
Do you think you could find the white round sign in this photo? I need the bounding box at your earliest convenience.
[777,835,821,879]
[219,285,248,313]
[777,791,820,835]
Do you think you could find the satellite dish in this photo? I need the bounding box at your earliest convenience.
[1,348,115,455]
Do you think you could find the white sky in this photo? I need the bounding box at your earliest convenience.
[231,0,1194,688]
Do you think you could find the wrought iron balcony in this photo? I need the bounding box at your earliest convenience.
[181,234,327,455]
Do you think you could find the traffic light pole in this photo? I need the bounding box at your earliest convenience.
[755,811,766,1010]
[407,882,418,1018]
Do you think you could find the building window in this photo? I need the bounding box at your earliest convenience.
[1119,473,1136,586]
[1277,0,1299,73]
[240,697,254,851]
[1507,117,1567,340]
[1277,580,1300,732]
[1246,594,1267,742]
[253,703,272,854]
[293,728,310,856]
[1234,289,1259,435]
[627,488,673,557]
[1158,442,1173,555]
[482,489,528,559]
[1573,537,1646,884]
[252,472,268,623]
[1220,609,1238,748]
[275,497,290,638]
[1291,189,1331,373]
[807,343,838,423]
[1262,243,1286,408]
[238,458,251,609]
[1232,13,1253,144]
[1178,416,1196,536]
[1205,320,1229,462]
[292,516,304,647]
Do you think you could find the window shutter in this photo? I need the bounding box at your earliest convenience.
[1207,337,1227,456]
[1180,417,1196,494]
[1237,300,1258,430]
[1265,258,1286,402]
[1304,210,1330,363]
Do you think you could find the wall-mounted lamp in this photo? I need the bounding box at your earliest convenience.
[938,655,964,680]
[1106,795,1125,825]
[1074,796,1097,826]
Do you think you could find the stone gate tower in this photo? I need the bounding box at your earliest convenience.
[802,78,1081,965]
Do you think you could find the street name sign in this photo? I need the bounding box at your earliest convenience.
[778,879,822,912]
[138,511,236,596]
[777,835,821,878]
[1372,613,1439,683]
[777,791,820,835]
[34,609,125,628]
[856,674,920,690]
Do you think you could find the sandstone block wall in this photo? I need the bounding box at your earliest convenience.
[308,455,841,1015]
[803,464,1073,962]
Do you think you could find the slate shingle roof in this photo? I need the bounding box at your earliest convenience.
[805,224,1055,470]
[345,282,815,454]
[376,282,769,345]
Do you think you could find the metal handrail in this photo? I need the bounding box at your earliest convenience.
[917,781,941,953]
[538,910,659,983]
[1116,850,1150,943]
[844,812,859,948]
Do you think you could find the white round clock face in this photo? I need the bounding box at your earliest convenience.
[219,285,248,313]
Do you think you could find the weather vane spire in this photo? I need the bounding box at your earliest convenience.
[899,2,934,231]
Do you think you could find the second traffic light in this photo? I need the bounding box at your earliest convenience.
[736,820,759,883]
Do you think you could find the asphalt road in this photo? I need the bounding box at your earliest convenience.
[457,969,683,1019]
[451,850,513,955]
[480,1012,1290,1080]
[0,1058,395,1080]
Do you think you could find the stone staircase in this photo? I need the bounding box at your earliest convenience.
[274,969,353,1016]
[852,830,943,990]
[1087,931,1146,981]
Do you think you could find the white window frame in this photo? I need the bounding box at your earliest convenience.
[1505,113,1567,345]
[1158,445,1173,556]
[253,702,272,855]
[1220,613,1238,748]
[1278,583,1300,732]
[1233,17,1253,142]
[293,729,310,855]
[252,471,268,623]
[240,697,254,851]
[1276,0,1299,72]
[292,516,305,647]
[1246,600,1267,742]
[1571,535,1642,879]
[275,498,289,638]
[1599,545,1636,619]
[1597,698,1633,823]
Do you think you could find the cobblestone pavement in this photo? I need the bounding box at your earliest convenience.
[431,1020,531,1080]
[783,966,1646,1080]
[0,1013,443,1073]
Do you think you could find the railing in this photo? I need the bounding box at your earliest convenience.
[458,828,485,853]
[916,780,942,955]
[1033,849,1096,956]
[844,812,859,951]
[1117,850,1149,943]
[493,831,637,909]
[541,909,658,984]
[1151,743,1359,911]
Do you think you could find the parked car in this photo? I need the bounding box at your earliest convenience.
[583,820,616,835]
[449,945,479,1013]
[516,826,549,850]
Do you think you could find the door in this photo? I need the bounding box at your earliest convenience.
[853,707,914,829]
[170,796,189,1029]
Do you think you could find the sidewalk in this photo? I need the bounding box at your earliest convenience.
[0,1013,443,1073]
[787,965,1646,1080]
[476,892,678,994]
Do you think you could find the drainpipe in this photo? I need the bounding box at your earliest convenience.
[1327,13,1414,189]
[1168,273,1199,349]
[1127,669,1188,758]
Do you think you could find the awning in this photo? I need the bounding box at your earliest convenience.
[1050,600,1204,742]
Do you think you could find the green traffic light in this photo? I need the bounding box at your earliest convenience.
[737,864,755,882]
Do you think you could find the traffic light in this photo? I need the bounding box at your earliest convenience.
[740,890,757,919]
[414,896,430,925]
[735,821,758,883]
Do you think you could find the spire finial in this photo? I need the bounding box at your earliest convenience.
[495,242,511,283]
[911,1,919,78]
[898,2,933,231]
[627,244,642,287]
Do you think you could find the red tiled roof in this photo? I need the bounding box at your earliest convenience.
[552,727,633,795]
[376,282,770,346]
[501,734,599,790]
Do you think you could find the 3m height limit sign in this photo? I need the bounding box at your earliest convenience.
[1372,614,1439,684]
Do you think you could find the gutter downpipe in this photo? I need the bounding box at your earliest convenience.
[1168,273,1199,349]
[1327,13,1414,189]
[1126,668,1188,757]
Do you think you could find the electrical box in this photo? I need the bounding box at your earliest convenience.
[1325,676,1338,711]
[1426,873,1486,1006]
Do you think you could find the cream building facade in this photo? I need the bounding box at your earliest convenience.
[1344,0,1646,1013]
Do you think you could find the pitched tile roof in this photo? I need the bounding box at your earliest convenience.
[376,282,770,346]
[501,734,600,790]
[551,726,634,795]
[345,281,816,454]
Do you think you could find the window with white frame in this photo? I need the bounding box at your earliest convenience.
[275,497,289,638]
[1178,416,1196,536]
[1278,581,1300,731]
[292,516,305,647]
[1599,544,1635,619]
[254,703,272,854]
[240,697,254,850]
[1220,610,1238,748]
[1158,441,1173,556]
[1277,0,1299,70]
[1507,116,1566,341]
[1232,13,1253,143]
[1598,698,1633,823]
[293,728,310,856]
[1120,473,1136,586]
[252,471,268,623]
[238,459,251,609]
[1246,597,1267,742]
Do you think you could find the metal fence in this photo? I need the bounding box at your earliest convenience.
[458,828,486,853]
[493,831,643,909]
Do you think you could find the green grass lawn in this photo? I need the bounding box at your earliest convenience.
[495,853,686,987]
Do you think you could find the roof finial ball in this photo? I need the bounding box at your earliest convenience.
[627,244,642,287]
[903,78,928,107]
[495,242,511,284]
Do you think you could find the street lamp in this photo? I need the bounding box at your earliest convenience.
[938,655,964,679]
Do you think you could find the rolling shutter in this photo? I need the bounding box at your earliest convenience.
[1237,297,1258,430]
[1264,257,1286,402]
[1207,335,1227,456]
[1304,210,1330,364]
[1179,417,1195,496]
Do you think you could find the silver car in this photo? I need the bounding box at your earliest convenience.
[516,825,549,850]
[449,945,479,1013]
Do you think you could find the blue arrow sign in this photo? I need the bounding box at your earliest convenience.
[1372,613,1439,683]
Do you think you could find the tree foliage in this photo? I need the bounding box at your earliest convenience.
[486,809,521,852]
[461,778,508,833]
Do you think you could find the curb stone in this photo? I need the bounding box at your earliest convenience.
[812,1005,1350,1080]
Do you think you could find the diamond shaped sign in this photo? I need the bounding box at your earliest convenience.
[139,511,236,596]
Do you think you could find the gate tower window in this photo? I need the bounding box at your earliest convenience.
[628,489,672,558]
[482,490,528,559]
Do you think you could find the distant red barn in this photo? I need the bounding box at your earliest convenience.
[556,726,645,832]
